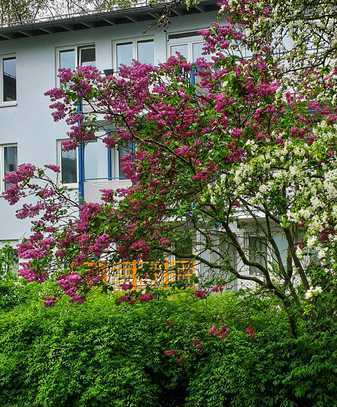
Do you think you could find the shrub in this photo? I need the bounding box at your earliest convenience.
[0,289,336,406]
[0,244,17,280]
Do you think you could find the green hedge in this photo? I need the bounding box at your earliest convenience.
[0,286,336,406]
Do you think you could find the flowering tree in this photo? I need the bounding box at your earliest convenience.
[3,0,337,334]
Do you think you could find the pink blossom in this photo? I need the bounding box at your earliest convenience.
[44,164,60,173]
[44,296,57,307]
[120,282,133,291]
[139,293,154,302]
[58,68,73,83]
[117,295,131,304]
[195,289,207,299]
[159,237,171,247]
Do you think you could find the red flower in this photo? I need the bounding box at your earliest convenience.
[217,325,230,340]
[208,324,230,340]
[120,282,133,291]
[210,285,224,293]
[208,324,218,336]
[195,289,207,299]
[163,349,177,357]
[139,293,154,302]
[245,325,256,337]
[117,295,131,304]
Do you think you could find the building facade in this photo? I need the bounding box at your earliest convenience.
[0,2,291,289]
[0,1,218,244]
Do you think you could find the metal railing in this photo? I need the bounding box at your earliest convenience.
[93,258,196,289]
[0,0,170,28]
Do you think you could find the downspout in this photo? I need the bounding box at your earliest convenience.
[77,100,85,203]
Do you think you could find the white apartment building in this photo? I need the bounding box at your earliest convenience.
[0,0,218,244]
[0,1,291,288]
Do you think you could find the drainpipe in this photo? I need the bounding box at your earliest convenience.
[77,100,85,203]
[107,147,113,181]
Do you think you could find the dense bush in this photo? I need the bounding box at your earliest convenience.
[0,289,336,406]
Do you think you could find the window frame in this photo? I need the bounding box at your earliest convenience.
[112,37,155,72]
[0,54,17,107]
[56,140,78,189]
[0,143,18,193]
[167,31,206,63]
[55,44,96,83]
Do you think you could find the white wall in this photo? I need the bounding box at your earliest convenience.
[0,12,217,241]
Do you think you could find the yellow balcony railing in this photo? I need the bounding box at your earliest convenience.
[99,258,196,290]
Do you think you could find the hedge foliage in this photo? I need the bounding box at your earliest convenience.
[0,283,336,406]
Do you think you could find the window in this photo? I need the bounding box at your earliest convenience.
[168,32,209,62]
[79,47,96,67]
[58,45,96,71]
[118,143,135,180]
[114,39,154,71]
[85,141,108,180]
[248,236,267,275]
[57,141,77,186]
[0,144,17,192]
[0,55,16,104]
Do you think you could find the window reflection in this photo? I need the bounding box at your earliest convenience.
[3,57,16,102]
[60,146,77,184]
[79,47,96,67]
[3,145,17,191]
[84,141,107,180]
[59,49,76,70]
[170,44,188,58]
[137,40,154,65]
[116,42,133,68]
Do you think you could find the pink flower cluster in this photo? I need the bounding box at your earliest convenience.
[44,296,57,307]
[18,262,47,283]
[58,273,84,303]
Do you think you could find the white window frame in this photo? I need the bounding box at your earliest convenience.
[107,145,132,180]
[246,234,269,276]
[0,54,17,107]
[167,32,205,63]
[55,44,96,83]
[57,140,78,189]
[0,144,18,193]
[112,37,155,72]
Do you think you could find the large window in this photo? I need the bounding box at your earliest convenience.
[57,141,77,186]
[168,32,208,62]
[57,139,134,185]
[0,55,16,104]
[58,45,96,71]
[0,144,17,192]
[114,39,154,71]
[85,141,108,180]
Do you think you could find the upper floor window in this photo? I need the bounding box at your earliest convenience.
[58,45,96,72]
[0,55,16,104]
[114,39,154,71]
[168,32,207,63]
[0,144,18,192]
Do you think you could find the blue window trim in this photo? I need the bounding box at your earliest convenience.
[77,101,85,202]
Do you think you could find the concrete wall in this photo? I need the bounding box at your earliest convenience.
[0,11,217,242]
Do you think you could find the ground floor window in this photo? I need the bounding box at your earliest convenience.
[0,144,17,192]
